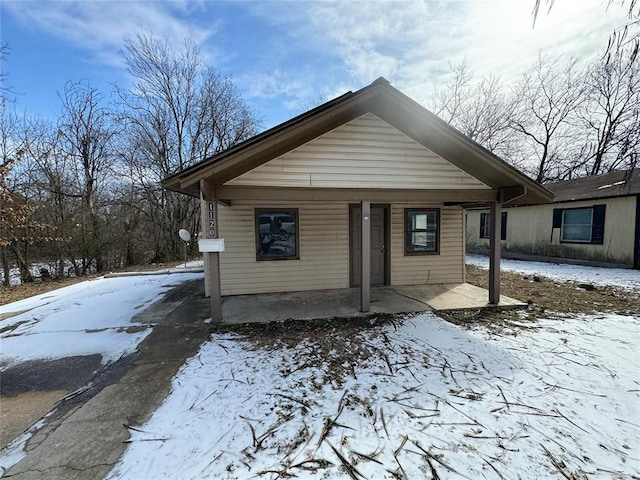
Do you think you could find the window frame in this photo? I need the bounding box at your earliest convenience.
[560,207,593,244]
[480,211,507,240]
[254,208,300,261]
[404,208,440,255]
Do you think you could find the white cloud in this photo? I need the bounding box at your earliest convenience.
[3,0,632,125]
[242,0,631,107]
[2,0,219,68]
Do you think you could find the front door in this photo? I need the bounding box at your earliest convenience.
[350,205,388,286]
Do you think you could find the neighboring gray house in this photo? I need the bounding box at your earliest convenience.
[466,169,640,269]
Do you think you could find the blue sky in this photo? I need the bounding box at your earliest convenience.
[0,0,630,129]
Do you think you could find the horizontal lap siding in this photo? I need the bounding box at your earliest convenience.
[226,113,489,190]
[390,205,464,285]
[218,201,349,295]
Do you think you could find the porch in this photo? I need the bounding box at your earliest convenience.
[220,283,525,324]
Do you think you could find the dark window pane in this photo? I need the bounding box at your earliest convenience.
[256,210,299,260]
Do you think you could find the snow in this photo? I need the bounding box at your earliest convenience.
[108,312,640,479]
[0,271,203,368]
[1,258,639,479]
[0,269,204,475]
[466,254,640,290]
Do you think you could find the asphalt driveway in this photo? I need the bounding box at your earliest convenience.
[1,279,211,480]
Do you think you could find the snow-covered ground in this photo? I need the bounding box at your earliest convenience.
[1,259,204,286]
[1,258,639,479]
[108,312,640,479]
[0,270,203,368]
[466,254,640,290]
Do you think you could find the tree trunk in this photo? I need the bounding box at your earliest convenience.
[1,245,10,286]
[13,243,34,283]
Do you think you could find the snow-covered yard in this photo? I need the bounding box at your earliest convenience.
[1,258,639,479]
[466,254,640,291]
[106,301,640,477]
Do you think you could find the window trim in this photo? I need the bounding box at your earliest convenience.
[560,207,593,244]
[404,208,440,256]
[555,204,606,245]
[480,211,507,240]
[254,208,300,261]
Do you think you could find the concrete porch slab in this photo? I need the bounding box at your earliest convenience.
[395,283,525,311]
[220,283,525,324]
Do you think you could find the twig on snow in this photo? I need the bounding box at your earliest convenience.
[480,455,507,480]
[380,406,390,437]
[272,392,313,409]
[290,458,334,471]
[553,407,589,434]
[352,449,383,465]
[394,434,408,457]
[497,385,510,410]
[328,442,365,480]
[541,443,588,480]
[411,440,460,475]
[382,353,394,374]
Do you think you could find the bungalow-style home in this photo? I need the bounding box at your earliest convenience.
[466,169,640,269]
[164,78,553,321]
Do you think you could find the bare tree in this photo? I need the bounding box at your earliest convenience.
[430,63,521,168]
[57,81,117,272]
[509,53,587,182]
[117,33,261,261]
[431,61,475,124]
[580,49,640,175]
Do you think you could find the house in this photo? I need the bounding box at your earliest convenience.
[466,169,640,269]
[163,78,553,321]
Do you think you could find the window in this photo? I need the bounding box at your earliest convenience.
[480,212,507,240]
[405,209,439,254]
[255,209,299,260]
[554,205,606,244]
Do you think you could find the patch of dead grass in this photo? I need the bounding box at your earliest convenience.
[439,265,640,327]
[211,315,402,387]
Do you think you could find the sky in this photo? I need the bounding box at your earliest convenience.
[0,0,632,129]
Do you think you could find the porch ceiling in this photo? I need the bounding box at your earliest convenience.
[220,284,525,324]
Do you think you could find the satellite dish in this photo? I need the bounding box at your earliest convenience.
[179,229,191,242]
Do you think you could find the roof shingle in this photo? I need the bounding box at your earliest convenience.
[544,169,640,203]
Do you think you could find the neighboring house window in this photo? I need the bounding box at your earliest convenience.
[479,212,507,240]
[255,209,299,260]
[554,205,606,244]
[405,209,439,254]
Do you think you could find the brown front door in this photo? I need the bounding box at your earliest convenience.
[350,205,388,286]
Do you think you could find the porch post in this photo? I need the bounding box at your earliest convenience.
[488,198,502,305]
[201,180,223,322]
[361,201,371,312]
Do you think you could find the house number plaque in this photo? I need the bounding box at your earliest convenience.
[208,202,216,237]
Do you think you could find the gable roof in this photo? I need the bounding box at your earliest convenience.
[164,77,552,205]
[545,169,640,203]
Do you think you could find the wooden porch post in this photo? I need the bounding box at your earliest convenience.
[201,180,223,322]
[361,201,371,312]
[488,198,502,305]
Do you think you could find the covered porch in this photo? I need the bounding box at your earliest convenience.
[220,283,525,324]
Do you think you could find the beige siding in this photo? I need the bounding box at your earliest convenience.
[218,201,349,295]
[390,205,465,285]
[226,113,489,190]
[465,196,637,266]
